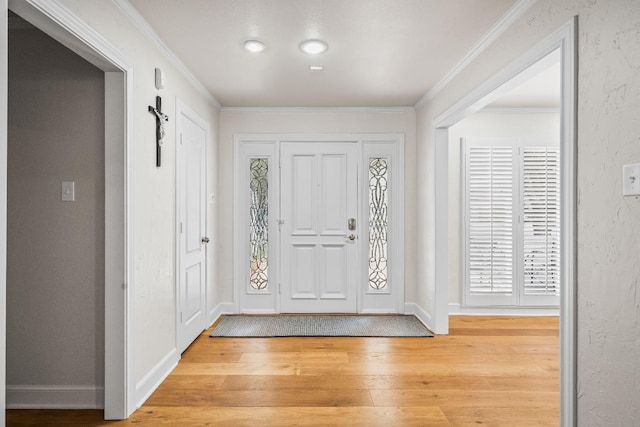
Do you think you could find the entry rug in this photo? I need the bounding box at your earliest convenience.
[210,315,433,338]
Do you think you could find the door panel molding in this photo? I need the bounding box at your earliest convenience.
[280,142,358,313]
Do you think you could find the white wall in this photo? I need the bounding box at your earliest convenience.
[416,0,640,423]
[218,109,416,305]
[46,0,221,399]
[447,110,560,306]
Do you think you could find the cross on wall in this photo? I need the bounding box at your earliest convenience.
[148,95,169,167]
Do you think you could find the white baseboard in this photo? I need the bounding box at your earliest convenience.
[360,308,399,314]
[448,303,560,316]
[135,348,179,409]
[208,302,236,327]
[404,303,434,332]
[240,308,278,314]
[7,385,104,409]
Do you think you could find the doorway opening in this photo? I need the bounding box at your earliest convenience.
[454,49,561,311]
[5,1,134,419]
[430,19,577,425]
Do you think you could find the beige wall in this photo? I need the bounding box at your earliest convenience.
[7,22,105,391]
[417,0,640,422]
[219,109,417,304]
[448,110,560,306]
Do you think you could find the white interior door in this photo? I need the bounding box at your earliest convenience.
[280,142,359,313]
[177,104,207,352]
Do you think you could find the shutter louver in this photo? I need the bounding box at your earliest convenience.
[467,145,515,296]
[522,147,560,297]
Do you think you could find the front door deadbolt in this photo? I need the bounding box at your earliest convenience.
[348,218,356,230]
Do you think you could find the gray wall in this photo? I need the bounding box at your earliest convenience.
[7,19,105,401]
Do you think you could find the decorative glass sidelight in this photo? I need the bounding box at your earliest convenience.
[249,158,269,290]
[368,158,389,290]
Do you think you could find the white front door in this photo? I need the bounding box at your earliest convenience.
[177,103,208,352]
[280,142,359,313]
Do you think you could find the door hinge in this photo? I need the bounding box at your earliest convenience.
[180,133,183,145]
[180,222,183,234]
[180,312,183,323]
[278,282,281,294]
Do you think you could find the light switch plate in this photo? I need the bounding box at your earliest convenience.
[61,181,75,202]
[623,163,640,197]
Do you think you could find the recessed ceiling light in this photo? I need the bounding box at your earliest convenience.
[300,39,328,55]
[244,40,265,53]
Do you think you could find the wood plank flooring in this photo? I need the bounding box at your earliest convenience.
[7,315,559,426]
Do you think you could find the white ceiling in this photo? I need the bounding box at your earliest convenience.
[128,0,517,108]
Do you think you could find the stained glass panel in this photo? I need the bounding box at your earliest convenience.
[249,158,269,290]
[369,158,388,290]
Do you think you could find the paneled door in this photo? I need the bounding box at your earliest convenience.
[280,142,359,313]
[176,103,208,352]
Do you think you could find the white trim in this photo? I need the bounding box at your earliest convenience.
[7,385,105,410]
[0,1,8,418]
[429,18,577,427]
[8,0,136,418]
[448,303,559,316]
[432,128,450,334]
[112,0,220,109]
[221,107,415,114]
[415,0,537,108]
[404,303,434,333]
[208,302,236,327]
[134,349,179,409]
[559,17,578,427]
[433,28,570,129]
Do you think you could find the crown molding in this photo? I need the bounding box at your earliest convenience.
[112,0,221,109]
[415,0,537,108]
[220,106,416,114]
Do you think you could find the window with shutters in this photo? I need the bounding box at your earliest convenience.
[463,138,560,307]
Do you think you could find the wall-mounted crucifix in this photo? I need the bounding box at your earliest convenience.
[148,95,169,167]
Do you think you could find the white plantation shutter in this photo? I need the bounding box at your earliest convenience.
[464,138,560,307]
[465,141,517,306]
[521,147,560,304]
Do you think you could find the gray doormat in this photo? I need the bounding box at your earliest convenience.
[209,315,433,337]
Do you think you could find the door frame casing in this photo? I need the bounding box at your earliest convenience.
[175,98,209,353]
[233,133,405,314]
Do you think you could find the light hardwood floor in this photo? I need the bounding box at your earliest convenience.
[7,315,559,426]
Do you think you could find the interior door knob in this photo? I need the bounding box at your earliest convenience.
[201,237,210,244]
